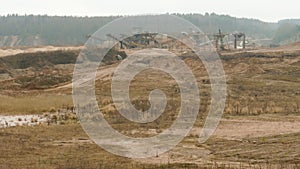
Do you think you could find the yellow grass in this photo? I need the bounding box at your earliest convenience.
[0,94,73,115]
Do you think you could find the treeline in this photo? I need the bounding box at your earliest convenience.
[274,19,300,43]
[0,14,118,46]
[178,13,277,38]
[0,13,298,46]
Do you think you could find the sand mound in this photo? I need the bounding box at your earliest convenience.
[233,63,265,74]
[285,57,300,65]
[232,63,249,73]
[291,61,300,66]
[277,42,300,50]
[0,46,83,58]
[242,64,265,74]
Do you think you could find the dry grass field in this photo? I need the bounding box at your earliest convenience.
[0,43,299,168]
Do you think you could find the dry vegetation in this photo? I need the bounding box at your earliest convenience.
[0,43,299,168]
[0,94,73,115]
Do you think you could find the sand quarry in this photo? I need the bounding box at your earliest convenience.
[0,43,299,168]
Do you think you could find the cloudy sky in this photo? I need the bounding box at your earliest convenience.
[1,0,299,22]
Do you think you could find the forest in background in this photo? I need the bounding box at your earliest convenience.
[0,13,299,46]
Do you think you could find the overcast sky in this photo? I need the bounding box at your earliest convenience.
[1,0,299,22]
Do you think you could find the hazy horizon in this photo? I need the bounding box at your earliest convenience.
[0,12,299,24]
[1,0,299,23]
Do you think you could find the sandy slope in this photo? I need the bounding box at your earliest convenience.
[0,46,83,58]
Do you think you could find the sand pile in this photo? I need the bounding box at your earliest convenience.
[232,63,249,73]
[233,63,265,74]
